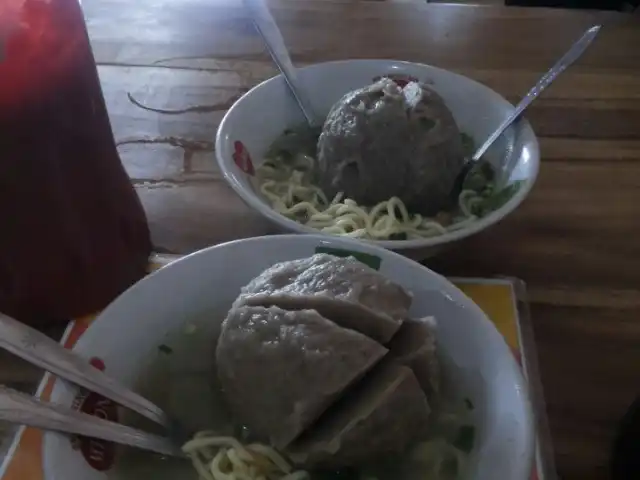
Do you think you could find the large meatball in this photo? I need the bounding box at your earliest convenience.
[216,305,387,448]
[215,254,439,468]
[316,79,465,215]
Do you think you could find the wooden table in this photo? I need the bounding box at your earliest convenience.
[20,0,640,477]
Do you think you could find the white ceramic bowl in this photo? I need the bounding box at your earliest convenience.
[216,59,540,258]
[43,234,534,480]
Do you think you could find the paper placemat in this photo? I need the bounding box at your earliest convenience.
[0,257,555,480]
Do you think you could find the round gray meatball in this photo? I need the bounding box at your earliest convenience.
[316,79,465,215]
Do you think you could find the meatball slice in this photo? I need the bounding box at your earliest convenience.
[287,364,431,468]
[386,316,440,401]
[234,253,412,343]
[216,305,388,449]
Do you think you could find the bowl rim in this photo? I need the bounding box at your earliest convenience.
[216,58,540,250]
[42,233,536,480]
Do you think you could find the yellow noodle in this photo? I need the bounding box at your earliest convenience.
[247,444,293,473]
[183,434,309,480]
[458,190,480,218]
[253,154,486,241]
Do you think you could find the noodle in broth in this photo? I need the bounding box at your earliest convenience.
[253,128,522,241]
[182,433,309,480]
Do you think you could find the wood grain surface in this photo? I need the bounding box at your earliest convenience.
[27,0,640,478]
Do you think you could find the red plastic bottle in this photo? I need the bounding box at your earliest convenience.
[0,0,152,325]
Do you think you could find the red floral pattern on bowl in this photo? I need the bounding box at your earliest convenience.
[233,140,255,176]
[69,357,117,471]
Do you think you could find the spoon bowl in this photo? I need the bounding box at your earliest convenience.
[451,24,601,202]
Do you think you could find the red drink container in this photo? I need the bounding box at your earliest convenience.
[0,0,152,325]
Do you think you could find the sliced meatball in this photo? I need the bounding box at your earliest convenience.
[234,253,411,343]
[216,305,388,449]
[386,316,440,400]
[288,364,431,468]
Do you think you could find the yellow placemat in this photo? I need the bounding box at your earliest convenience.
[0,262,546,480]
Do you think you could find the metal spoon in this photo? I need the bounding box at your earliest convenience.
[0,385,183,457]
[0,312,192,444]
[244,0,321,127]
[452,24,601,197]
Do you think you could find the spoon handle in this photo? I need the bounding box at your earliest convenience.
[0,386,182,457]
[472,24,601,162]
[244,0,319,126]
[0,312,170,428]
